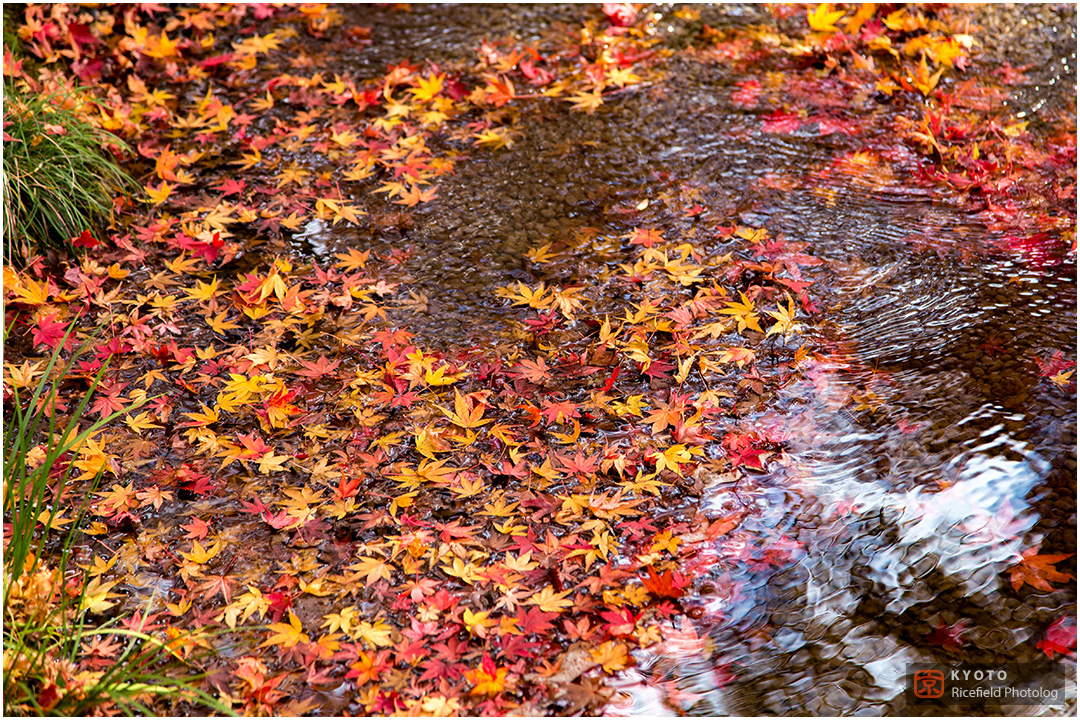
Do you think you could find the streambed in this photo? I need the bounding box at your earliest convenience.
[294,3,1077,715]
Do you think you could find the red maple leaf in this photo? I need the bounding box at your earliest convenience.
[730,79,761,107]
[335,475,362,500]
[522,310,562,333]
[181,516,212,540]
[556,450,599,476]
[1037,615,1077,659]
[93,336,132,362]
[264,591,293,623]
[520,58,554,86]
[628,227,663,247]
[516,606,558,635]
[71,229,100,248]
[1034,350,1075,379]
[642,567,689,600]
[723,432,769,470]
[263,509,299,530]
[31,313,72,351]
[761,111,803,134]
[181,471,218,496]
[237,432,272,459]
[240,496,271,516]
[599,607,639,638]
[926,618,969,652]
[642,357,675,379]
[602,3,637,27]
[540,398,579,425]
[813,115,858,136]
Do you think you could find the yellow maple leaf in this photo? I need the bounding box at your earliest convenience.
[909,55,945,96]
[425,364,468,387]
[421,695,461,717]
[348,556,394,587]
[807,3,846,33]
[334,247,370,271]
[330,129,359,147]
[649,529,681,555]
[410,73,445,102]
[232,32,282,56]
[590,640,629,673]
[442,557,482,585]
[735,226,768,244]
[463,607,498,636]
[567,88,604,114]
[352,620,394,647]
[466,662,508,696]
[437,390,492,429]
[73,437,115,481]
[180,539,223,565]
[718,292,763,334]
[206,310,240,334]
[222,587,269,629]
[765,293,802,342]
[322,607,360,636]
[143,31,181,59]
[1050,369,1075,388]
[607,66,640,88]
[146,180,175,205]
[473,128,514,150]
[453,475,485,498]
[184,276,219,302]
[651,442,702,477]
[125,410,163,434]
[529,585,575,613]
[165,253,202,275]
[495,281,549,309]
[389,491,417,517]
[260,610,309,648]
[80,577,121,614]
[9,276,49,305]
[315,197,366,225]
[257,452,290,475]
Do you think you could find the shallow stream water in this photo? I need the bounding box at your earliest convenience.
[229,3,1078,715]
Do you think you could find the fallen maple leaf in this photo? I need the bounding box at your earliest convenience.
[602,3,637,27]
[529,586,575,614]
[465,655,508,695]
[31,313,72,351]
[926,618,969,652]
[260,610,309,649]
[1008,547,1074,593]
[1037,615,1077,659]
[589,640,629,673]
[71,229,100,248]
[642,567,689,600]
[807,3,846,33]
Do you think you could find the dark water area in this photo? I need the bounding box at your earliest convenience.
[262,3,1079,715]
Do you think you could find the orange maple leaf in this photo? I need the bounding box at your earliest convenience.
[466,659,508,695]
[1009,547,1075,592]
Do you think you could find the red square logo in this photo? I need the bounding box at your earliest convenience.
[914,669,945,699]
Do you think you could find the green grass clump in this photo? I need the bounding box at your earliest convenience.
[3,327,230,716]
[2,75,134,265]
